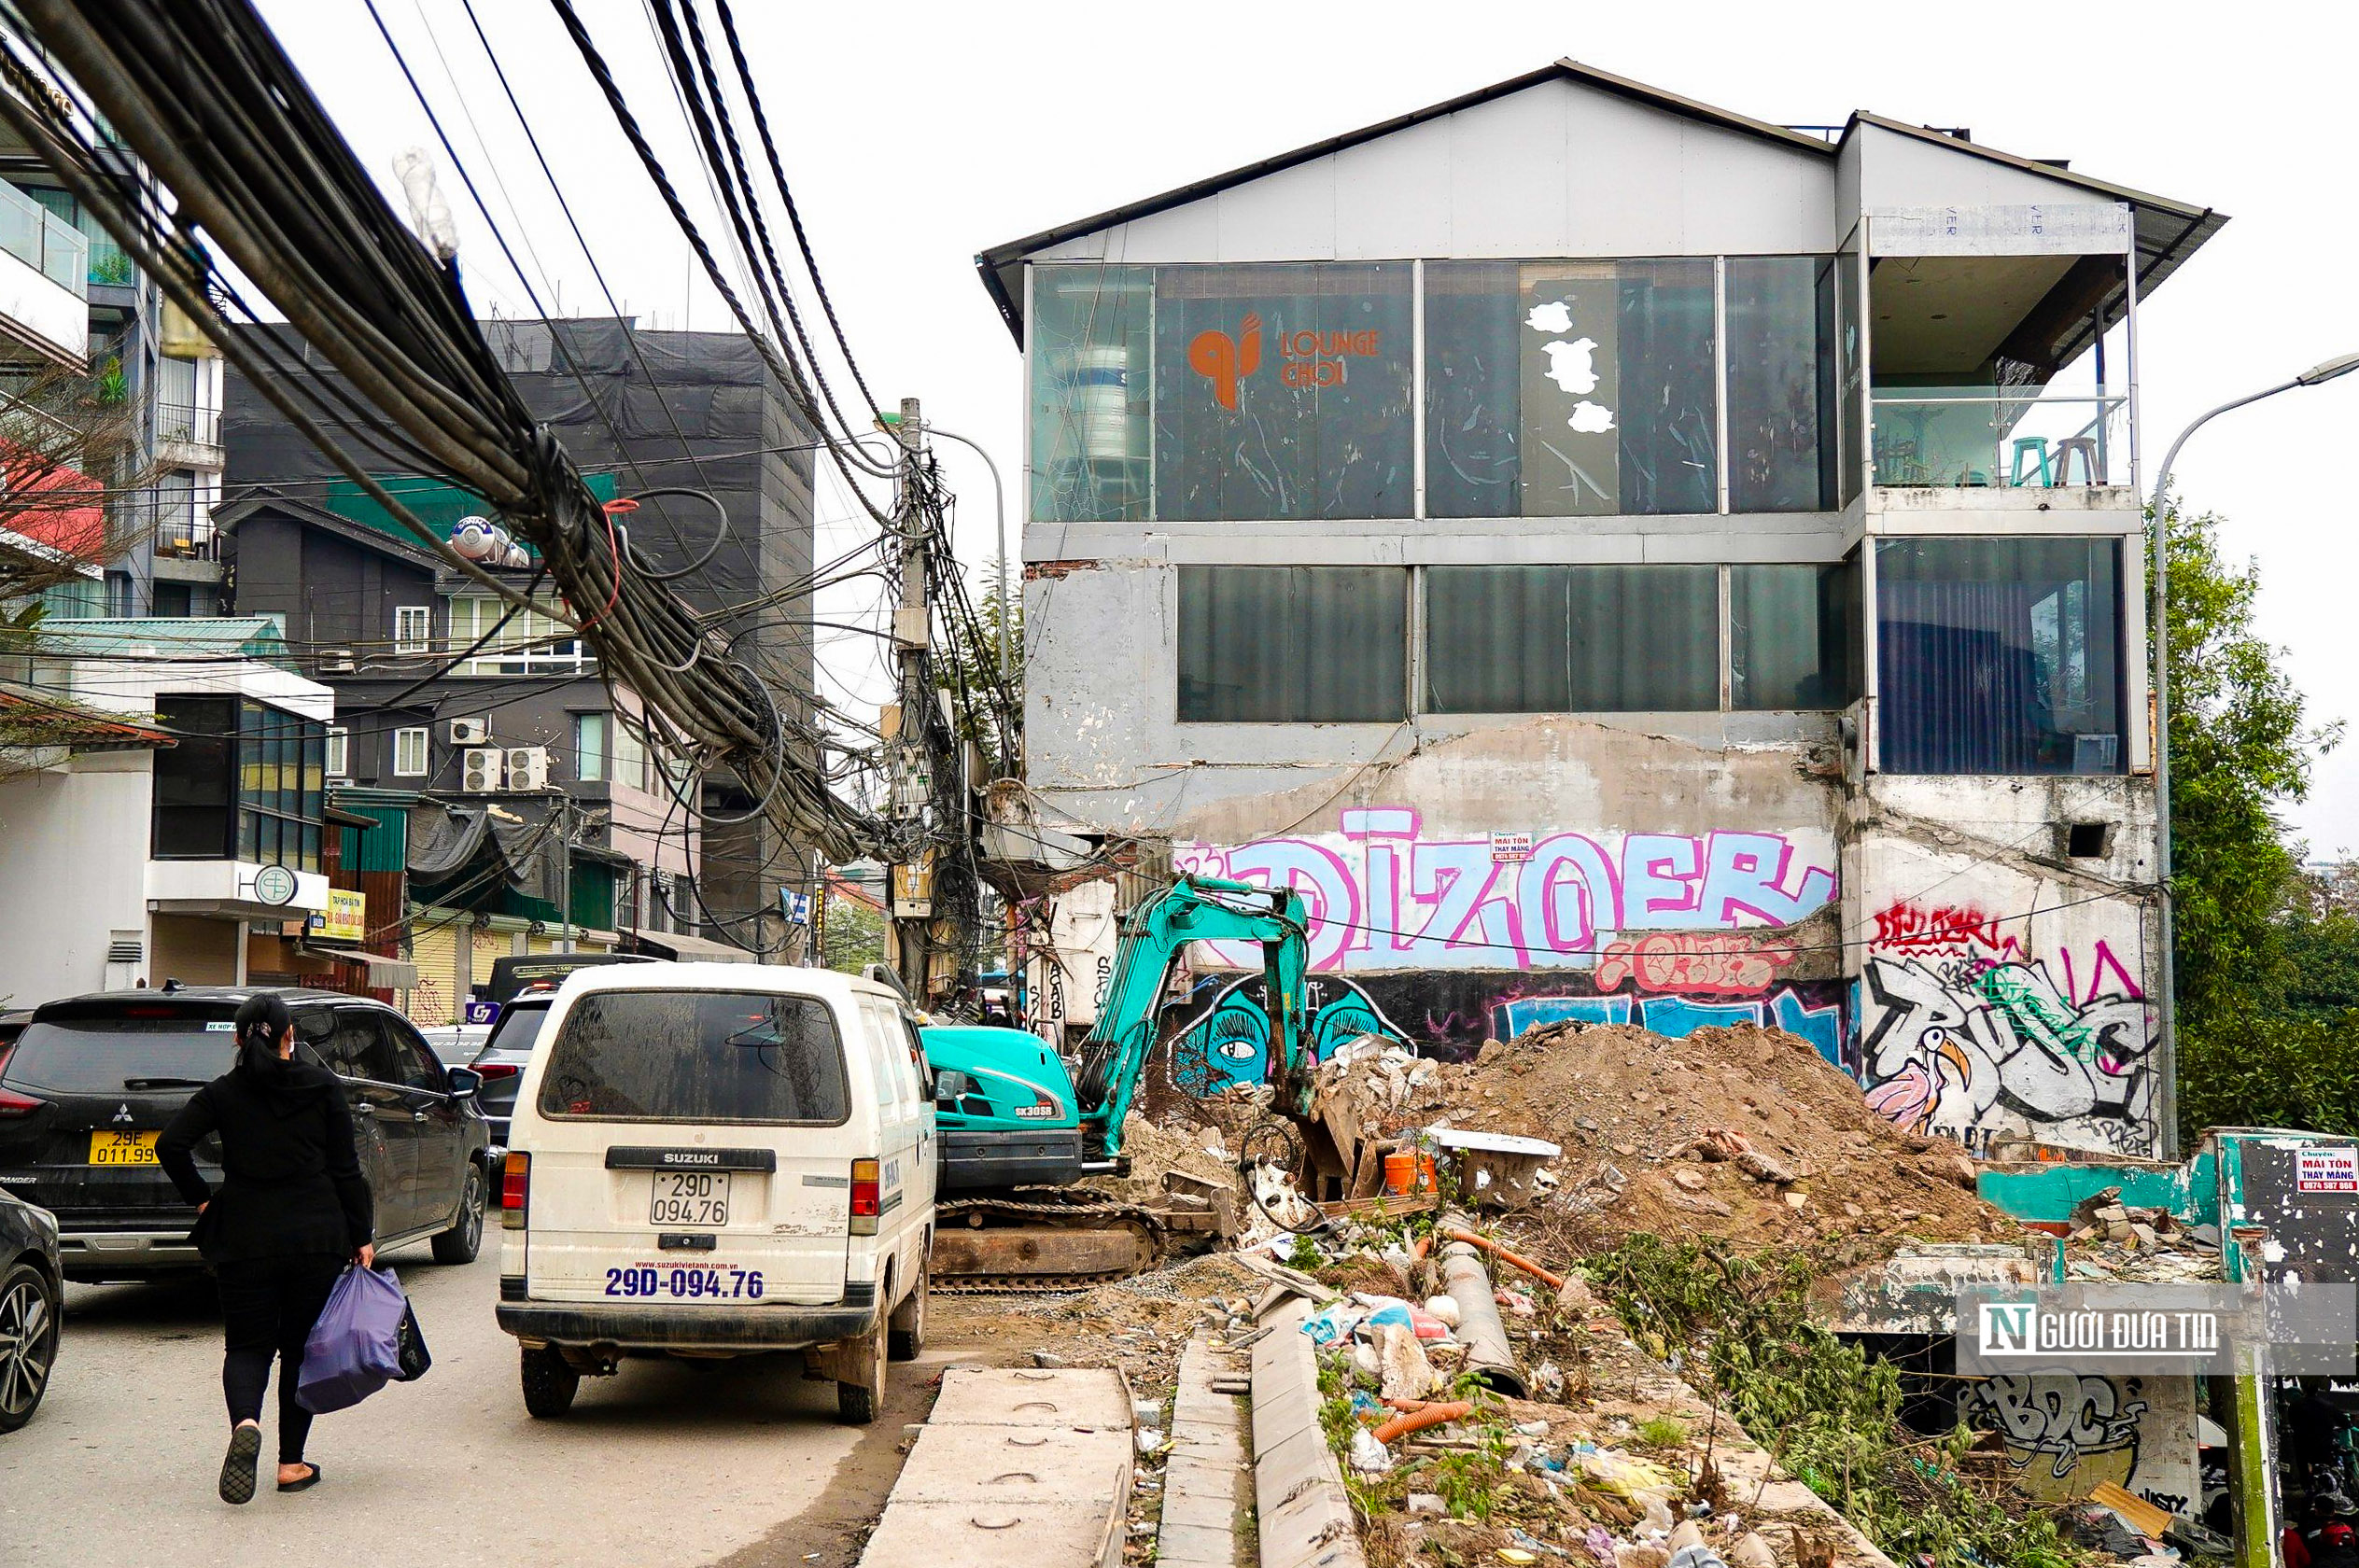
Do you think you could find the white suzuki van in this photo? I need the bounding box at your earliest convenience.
[494,964,935,1423]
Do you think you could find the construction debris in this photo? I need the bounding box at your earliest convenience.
[1312,1022,2001,1257]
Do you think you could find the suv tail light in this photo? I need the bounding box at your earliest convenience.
[850,1157,879,1235]
[0,1087,44,1119]
[500,1151,529,1226]
[473,1062,520,1082]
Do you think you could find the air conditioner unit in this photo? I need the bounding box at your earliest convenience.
[461,747,504,791]
[505,746,550,791]
[317,647,357,675]
[449,717,491,746]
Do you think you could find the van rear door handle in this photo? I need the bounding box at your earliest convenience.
[411,1111,429,1124]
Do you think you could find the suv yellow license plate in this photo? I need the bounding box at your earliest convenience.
[649,1170,729,1227]
[90,1130,160,1166]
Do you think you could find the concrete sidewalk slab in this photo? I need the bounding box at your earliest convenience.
[860,1367,1134,1568]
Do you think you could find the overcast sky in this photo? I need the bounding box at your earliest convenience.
[250,0,2359,855]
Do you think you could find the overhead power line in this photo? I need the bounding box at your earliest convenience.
[0,0,878,860]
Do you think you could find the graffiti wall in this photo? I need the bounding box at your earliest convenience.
[1857,895,2155,1156]
[1172,805,1838,973]
[1164,804,1847,1092]
[1165,961,1851,1094]
[1960,1374,2198,1515]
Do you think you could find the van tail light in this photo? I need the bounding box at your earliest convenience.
[0,1087,44,1119]
[500,1151,529,1226]
[850,1157,879,1236]
[473,1062,520,1082]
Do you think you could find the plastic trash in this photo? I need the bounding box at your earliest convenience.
[1425,1294,1463,1328]
[1348,1426,1393,1475]
[1299,1303,1365,1344]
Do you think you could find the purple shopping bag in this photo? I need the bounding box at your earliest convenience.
[296,1265,408,1413]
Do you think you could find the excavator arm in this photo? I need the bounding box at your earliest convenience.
[1069,875,1314,1161]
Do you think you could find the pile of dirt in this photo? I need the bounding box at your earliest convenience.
[1329,1020,2004,1253]
[1087,1111,1238,1207]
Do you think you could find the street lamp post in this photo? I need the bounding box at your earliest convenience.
[2145,352,2359,1156]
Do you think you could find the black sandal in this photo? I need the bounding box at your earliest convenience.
[277,1463,323,1493]
[218,1422,262,1505]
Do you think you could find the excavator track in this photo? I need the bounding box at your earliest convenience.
[930,1189,1172,1294]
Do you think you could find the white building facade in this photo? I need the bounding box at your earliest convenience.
[983,63,2223,1159]
[0,618,336,1007]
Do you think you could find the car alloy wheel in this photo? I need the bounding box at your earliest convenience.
[0,1263,59,1431]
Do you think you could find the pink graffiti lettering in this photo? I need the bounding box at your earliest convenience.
[1593,932,1797,997]
[1174,808,1836,975]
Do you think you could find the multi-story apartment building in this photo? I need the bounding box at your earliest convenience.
[983,61,2221,1162]
[220,318,824,987]
[0,124,228,622]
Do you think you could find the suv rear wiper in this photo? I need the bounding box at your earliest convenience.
[123,1076,209,1090]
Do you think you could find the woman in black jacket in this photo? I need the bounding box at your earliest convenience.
[158,992,375,1505]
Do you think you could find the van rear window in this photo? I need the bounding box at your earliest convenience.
[537,990,850,1125]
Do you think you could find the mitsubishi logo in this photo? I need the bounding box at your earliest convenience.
[113,1104,133,1124]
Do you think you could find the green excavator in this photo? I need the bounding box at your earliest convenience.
[919,874,1327,1290]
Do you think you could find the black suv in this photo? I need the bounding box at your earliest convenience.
[0,988,493,1282]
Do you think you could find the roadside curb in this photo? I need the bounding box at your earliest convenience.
[1251,1296,1368,1568]
[1155,1333,1253,1568]
[858,1366,1134,1568]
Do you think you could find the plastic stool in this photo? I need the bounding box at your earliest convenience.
[2053,436,2100,485]
[2009,437,2053,487]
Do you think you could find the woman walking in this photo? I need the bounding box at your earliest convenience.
[158,992,374,1504]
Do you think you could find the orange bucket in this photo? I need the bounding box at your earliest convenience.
[1382,1151,1419,1195]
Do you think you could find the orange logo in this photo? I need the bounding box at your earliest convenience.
[1187,312,1262,411]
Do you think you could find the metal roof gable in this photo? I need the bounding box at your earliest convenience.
[975,59,1834,341]
[975,66,2226,349]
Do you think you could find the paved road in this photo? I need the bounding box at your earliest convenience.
[0,1240,962,1566]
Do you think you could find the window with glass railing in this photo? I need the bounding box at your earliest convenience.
[446,595,591,674]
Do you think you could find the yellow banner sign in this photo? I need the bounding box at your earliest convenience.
[307,888,366,944]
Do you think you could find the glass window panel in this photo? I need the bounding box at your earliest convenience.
[1726,258,1840,512]
[1425,259,1718,518]
[325,725,347,779]
[1730,561,1858,710]
[1875,537,2123,775]
[1426,567,1716,712]
[393,727,428,777]
[1836,249,1864,507]
[1154,263,1412,521]
[1566,567,1719,710]
[612,719,646,791]
[302,824,321,874]
[236,811,259,861]
[1030,263,1152,523]
[574,713,607,782]
[152,694,235,858]
[1177,567,1406,722]
[1425,567,1573,713]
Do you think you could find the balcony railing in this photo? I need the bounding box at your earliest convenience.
[157,399,220,446]
[154,517,218,561]
[0,183,88,300]
[1872,387,2127,489]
